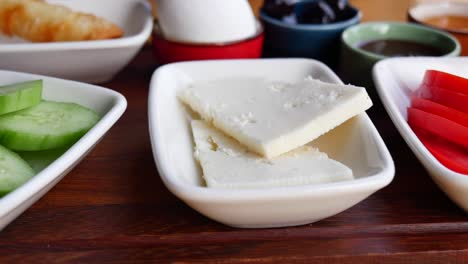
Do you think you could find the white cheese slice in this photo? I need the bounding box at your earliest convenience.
[191,120,353,189]
[180,77,372,158]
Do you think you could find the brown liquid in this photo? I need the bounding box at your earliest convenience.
[422,15,468,32]
[358,39,446,57]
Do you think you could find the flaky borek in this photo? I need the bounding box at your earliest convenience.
[0,0,124,42]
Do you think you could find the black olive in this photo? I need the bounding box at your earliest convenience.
[262,0,354,25]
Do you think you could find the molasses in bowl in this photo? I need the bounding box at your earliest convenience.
[339,22,460,88]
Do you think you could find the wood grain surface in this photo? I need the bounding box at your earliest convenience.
[2,1,468,263]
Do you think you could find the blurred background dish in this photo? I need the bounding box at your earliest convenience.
[259,0,361,67]
[156,0,257,44]
[0,0,123,42]
[340,22,460,88]
[0,0,153,84]
[152,21,263,64]
[408,0,468,56]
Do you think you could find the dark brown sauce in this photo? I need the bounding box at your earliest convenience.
[358,39,446,57]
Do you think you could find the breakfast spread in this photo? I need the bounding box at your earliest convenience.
[0,80,100,195]
[180,77,372,159]
[1,0,467,236]
[179,76,372,188]
[0,0,123,42]
[409,70,468,174]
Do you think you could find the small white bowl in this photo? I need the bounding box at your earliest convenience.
[0,0,153,83]
[0,70,127,230]
[149,59,394,228]
[373,57,468,211]
[409,1,468,31]
[156,0,257,44]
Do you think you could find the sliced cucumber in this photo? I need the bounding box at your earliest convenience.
[0,144,35,196]
[18,147,68,173]
[0,101,100,151]
[0,80,42,115]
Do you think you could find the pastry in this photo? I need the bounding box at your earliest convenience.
[0,0,123,42]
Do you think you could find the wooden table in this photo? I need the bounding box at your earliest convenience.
[2,1,468,263]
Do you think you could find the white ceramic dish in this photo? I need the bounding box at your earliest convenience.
[156,0,257,43]
[0,70,127,230]
[149,59,394,228]
[373,57,468,211]
[0,0,153,84]
[409,1,468,33]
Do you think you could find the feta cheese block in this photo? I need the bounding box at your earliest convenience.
[191,120,353,189]
[180,77,372,158]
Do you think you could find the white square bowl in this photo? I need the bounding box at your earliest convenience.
[0,70,127,230]
[149,59,395,228]
[374,57,468,212]
[0,0,153,83]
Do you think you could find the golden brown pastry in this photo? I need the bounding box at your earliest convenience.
[0,0,124,42]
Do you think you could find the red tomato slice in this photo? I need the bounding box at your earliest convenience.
[422,70,468,94]
[416,85,468,114]
[407,107,468,148]
[410,97,468,127]
[411,127,468,175]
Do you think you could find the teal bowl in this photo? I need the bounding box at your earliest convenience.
[260,6,361,67]
[339,22,461,88]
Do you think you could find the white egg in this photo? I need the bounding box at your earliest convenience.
[156,0,257,43]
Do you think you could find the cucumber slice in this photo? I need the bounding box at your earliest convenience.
[0,80,42,115]
[0,144,35,196]
[18,148,68,173]
[0,101,100,151]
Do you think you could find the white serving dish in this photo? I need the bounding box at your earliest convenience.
[149,59,394,228]
[0,0,153,84]
[373,57,468,211]
[0,70,127,230]
[409,1,468,29]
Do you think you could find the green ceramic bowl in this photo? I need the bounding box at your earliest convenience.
[339,22,461,88]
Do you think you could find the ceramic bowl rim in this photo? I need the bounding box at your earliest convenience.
[259,6,361,31]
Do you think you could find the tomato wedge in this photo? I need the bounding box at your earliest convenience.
[416,85,468,114]
[407,107,468,148]
[422,70,468,94]
[412,127,468,174]
[410,97,468,127]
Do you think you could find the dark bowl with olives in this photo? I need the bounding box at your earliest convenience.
[260,0,361,67]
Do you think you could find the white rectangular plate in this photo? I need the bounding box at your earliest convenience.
[0,0,153,83]
[0,70,127,230]
[373,57,468,211]
[149,59,394,228]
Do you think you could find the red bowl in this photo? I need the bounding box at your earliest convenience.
[152,21,264,64]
